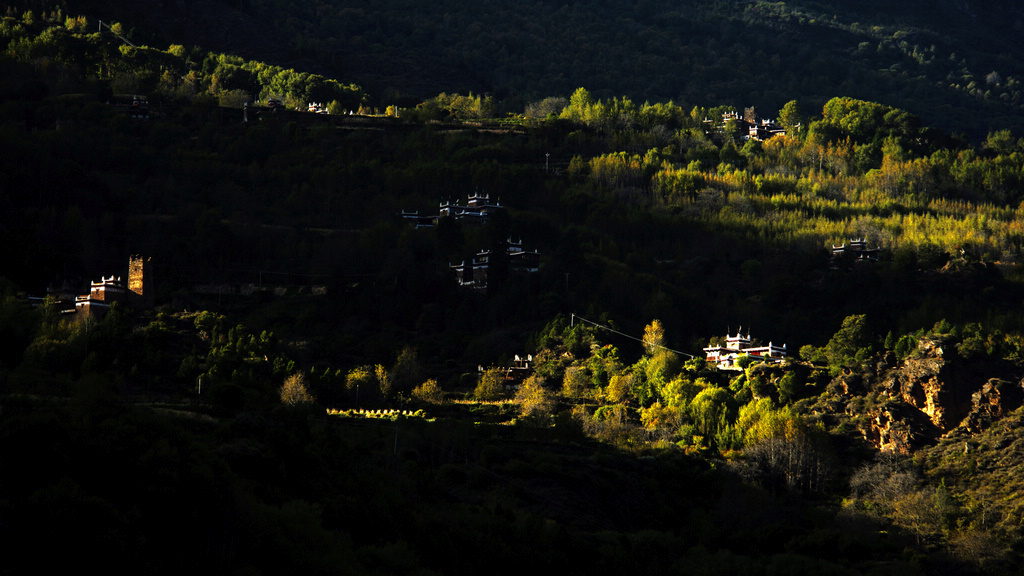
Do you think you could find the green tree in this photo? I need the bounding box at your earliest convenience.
[645,349,681,397]
[688,386,733,440]
[778,100,803,135]
[562,87,594,123]
[659,376,699,409]
[390,346,423,396]
[984,129,1016,156]
[824,314,873,369]
[734,353,756,370]
[776,370,803,404]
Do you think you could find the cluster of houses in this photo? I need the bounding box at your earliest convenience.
[32,255,151,319]
[451,239,541,290]
[706,107,786,141]
[400,192,541,290]
[478,329,788,392]
[243,97,380,121]
[307,102,331,114]
[401,192,504,229]
[473,326,790,397]
[438,192,504,224]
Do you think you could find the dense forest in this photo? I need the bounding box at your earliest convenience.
[4,3,1024,575]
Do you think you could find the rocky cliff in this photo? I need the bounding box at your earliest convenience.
[852,337,1024,453]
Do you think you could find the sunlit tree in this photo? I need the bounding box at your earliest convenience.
[280,373,315,406]
[515,375,553,420]
[643,319,665,355]
[474,367,504,401]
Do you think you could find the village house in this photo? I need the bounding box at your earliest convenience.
[831,237,880,267]
[703,329,787,370]
[74,275,127,316]
[34,255,152,319]
[506,239,541,273]
[399,210,436,229]
[438,192,503,225]
[243,98,287,122]
[307,102,330,114]
[401,191,506,229]
[480,354,534,387]
[109,94,150,120]
[451,238,540,289]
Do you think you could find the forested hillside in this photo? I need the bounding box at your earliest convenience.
[11,0,1024,139]
[4,4,1024,575]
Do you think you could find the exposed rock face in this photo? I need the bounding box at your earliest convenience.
[862,404,936,454]
[956,378,1024,435]
[858,337,1024,452]
[879,338,971,432]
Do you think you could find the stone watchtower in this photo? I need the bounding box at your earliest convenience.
[128,255,152,306]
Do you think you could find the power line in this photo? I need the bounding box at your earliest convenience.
[97,20,137,47]
[571,313,696,359]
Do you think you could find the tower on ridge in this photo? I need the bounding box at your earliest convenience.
[128,255,151,306]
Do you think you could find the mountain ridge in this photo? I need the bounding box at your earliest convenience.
[26,0,1024,138]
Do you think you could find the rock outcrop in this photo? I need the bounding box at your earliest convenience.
[955,378,1024,435]
[861,403,937,454]
[855,337,1024,452]
[879,338,972,431]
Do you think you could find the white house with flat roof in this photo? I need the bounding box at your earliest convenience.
[703,329,787,370]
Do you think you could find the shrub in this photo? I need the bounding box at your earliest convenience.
[412,379,445,404]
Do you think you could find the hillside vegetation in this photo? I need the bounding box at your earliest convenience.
[14,0,1024,139]
[4,6,1024,575]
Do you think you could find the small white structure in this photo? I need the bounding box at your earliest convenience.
[703,330,787,370]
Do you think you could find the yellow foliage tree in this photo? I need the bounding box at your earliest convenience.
[474,367,504,401]
[412,379,444,404]
[605,372,636,403]
[643,319,665,355]
[375,364,392,400]
[562,365,590,399]
[280,373,314,406]
[515,375,553,420]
